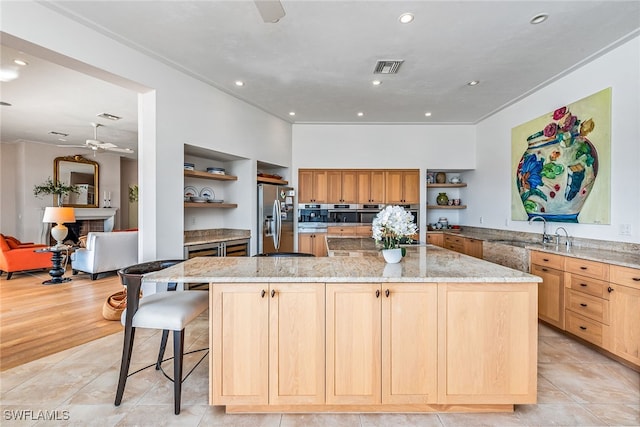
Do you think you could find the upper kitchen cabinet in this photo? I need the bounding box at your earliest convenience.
[384,170,420,204]
[357,170,385,204]
[299,170,328,203]
[327,170,358,204]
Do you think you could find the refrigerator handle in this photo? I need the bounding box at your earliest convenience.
[273,199,281,250]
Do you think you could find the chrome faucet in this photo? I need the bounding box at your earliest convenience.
[529,215,553,244]
[555,227,572,248]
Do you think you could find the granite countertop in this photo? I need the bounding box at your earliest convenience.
[434,229,640,270]
[184,228,250,246]
[144,244,541,284]
[326,236,426,257]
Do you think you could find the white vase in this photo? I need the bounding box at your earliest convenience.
[382,248,402,264]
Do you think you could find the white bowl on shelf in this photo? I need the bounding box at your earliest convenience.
[190,196,207,203]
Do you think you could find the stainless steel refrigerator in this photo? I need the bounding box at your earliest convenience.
[257,184,295,254]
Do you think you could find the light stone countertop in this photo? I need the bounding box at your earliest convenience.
[184,228,250,246]
[144,244,541,284]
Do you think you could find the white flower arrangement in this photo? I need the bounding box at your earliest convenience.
[371,205,418,250]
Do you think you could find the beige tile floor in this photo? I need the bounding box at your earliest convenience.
[1,315,638,426]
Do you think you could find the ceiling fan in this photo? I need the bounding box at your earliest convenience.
[57,122,134,154]
[254,0,285,23]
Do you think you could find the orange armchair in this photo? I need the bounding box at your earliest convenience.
[0,234,52,280]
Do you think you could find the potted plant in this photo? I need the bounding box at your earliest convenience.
[34,177,79,207]
[371,205,418,263]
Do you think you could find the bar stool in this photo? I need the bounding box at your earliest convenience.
[114,260,208,414]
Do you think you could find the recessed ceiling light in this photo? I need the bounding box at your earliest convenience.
[234,80,244,87]
[424,112,432,117]
[399,13,414,24]
[530,13,548,24]
[13,59,28,66]
[467,80,480,86]
[289,111,296,116]
[372,80,382,86]
[58,138,67,142]
[49,131,69,137]
[357,112,364,117]
[0,69,19,82]
[97,112,122,121]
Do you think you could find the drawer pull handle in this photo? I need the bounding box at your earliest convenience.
[580,303,588,307]
[271,289,276,298]
[385,289,390,298]
[580,266,587,270]
[633,277,640,281]
[579,326,587,330]
[543,258,549,262]
[541,268,548,272]
[580,283,588,287]
[375,289,380,298]
[608,287,614,293]
[261,289,266,298]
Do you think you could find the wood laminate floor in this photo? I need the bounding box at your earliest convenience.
[0,268,124,371]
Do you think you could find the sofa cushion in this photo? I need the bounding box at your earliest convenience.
[0,235,10,252]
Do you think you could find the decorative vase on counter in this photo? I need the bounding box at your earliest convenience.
[436,192,449,206]
[516,105,598,223]
[382,248,402,264]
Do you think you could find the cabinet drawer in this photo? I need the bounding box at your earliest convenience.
[566,273,609,299]
[565,311,604,346]
[566,289,609,324]
[564,257,609,281]
[530,251,564,270]
[327,226,356,236]
[444,235,464,245]
[610,265,640,290]
[355,225,372,237]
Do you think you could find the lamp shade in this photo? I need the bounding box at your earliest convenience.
[42,207,76,224]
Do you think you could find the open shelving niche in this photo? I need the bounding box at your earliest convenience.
[426,170,470,228]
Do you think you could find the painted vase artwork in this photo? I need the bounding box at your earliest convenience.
[512,88,611,224]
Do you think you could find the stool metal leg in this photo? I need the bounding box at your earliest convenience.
[173,330,184,415]
[156,330,170,370]
[115,326,136,406]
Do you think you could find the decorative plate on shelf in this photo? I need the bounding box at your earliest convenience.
[200,187,215,200]
[184,186,198,198]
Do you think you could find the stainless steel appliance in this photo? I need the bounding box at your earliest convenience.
[328,203,357,223]
[183,239,250,258]
[258,184,295,254]
[298,203,329,224]
[356,203,386,223]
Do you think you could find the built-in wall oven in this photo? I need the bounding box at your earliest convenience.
[298,203,329,224]
[356,203,386,223]
[328,203,357,223]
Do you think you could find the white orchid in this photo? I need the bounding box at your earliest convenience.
[371,205,418,249]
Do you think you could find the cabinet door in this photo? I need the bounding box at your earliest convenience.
[531,264,564,328]
[438,282,537,404]
[313,233,328,257]
[326,283,381,405]
[369,170,386,203]
[341,170,358,203]
[382,283,437,404]
[426,233,444,247]
[608,283,640,366]
[401,170,420,204]
[357,171,373,203]
[384,171,404,204]
[298,234,314,255]
[298,170,314,203]
[312,170,328,203]
[326,170,343,203]
[211,283,269,405]
[464,238,483,259]
[269,283,325,405]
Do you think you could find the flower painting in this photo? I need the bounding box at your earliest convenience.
[511,88,611,224]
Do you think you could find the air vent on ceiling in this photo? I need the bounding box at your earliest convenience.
[97,112,122,121]
[49,131,69,137]
[374,60,404,74]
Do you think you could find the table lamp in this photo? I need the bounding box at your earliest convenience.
[42,207,76,248]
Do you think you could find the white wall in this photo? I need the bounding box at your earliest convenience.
[2,1,292,259]
[470,36,640,244]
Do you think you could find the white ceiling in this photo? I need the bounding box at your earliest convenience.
[1,1,639,154]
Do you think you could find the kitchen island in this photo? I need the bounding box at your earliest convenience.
[145,244,541,414]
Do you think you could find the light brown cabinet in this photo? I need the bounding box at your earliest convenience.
[357,170,385,203]
[326,283,438,405]
[608,265,640,366]
[443,234,482,259]
[384,170,420,204]
[327,226,356,236]
[327,170,358,203]
[211,282,325,406]
[426,232,444,247]
[529,252,640,368]
[464,237,483,259]
[298,233,327,257]
[530,251,565,329]
[298,170,327,203]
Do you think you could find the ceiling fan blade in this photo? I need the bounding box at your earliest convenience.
[254,0,285,23]
[55,144,91,148]
[105,147,135,153]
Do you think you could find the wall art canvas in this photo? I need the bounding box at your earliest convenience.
[511,88,611,224]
